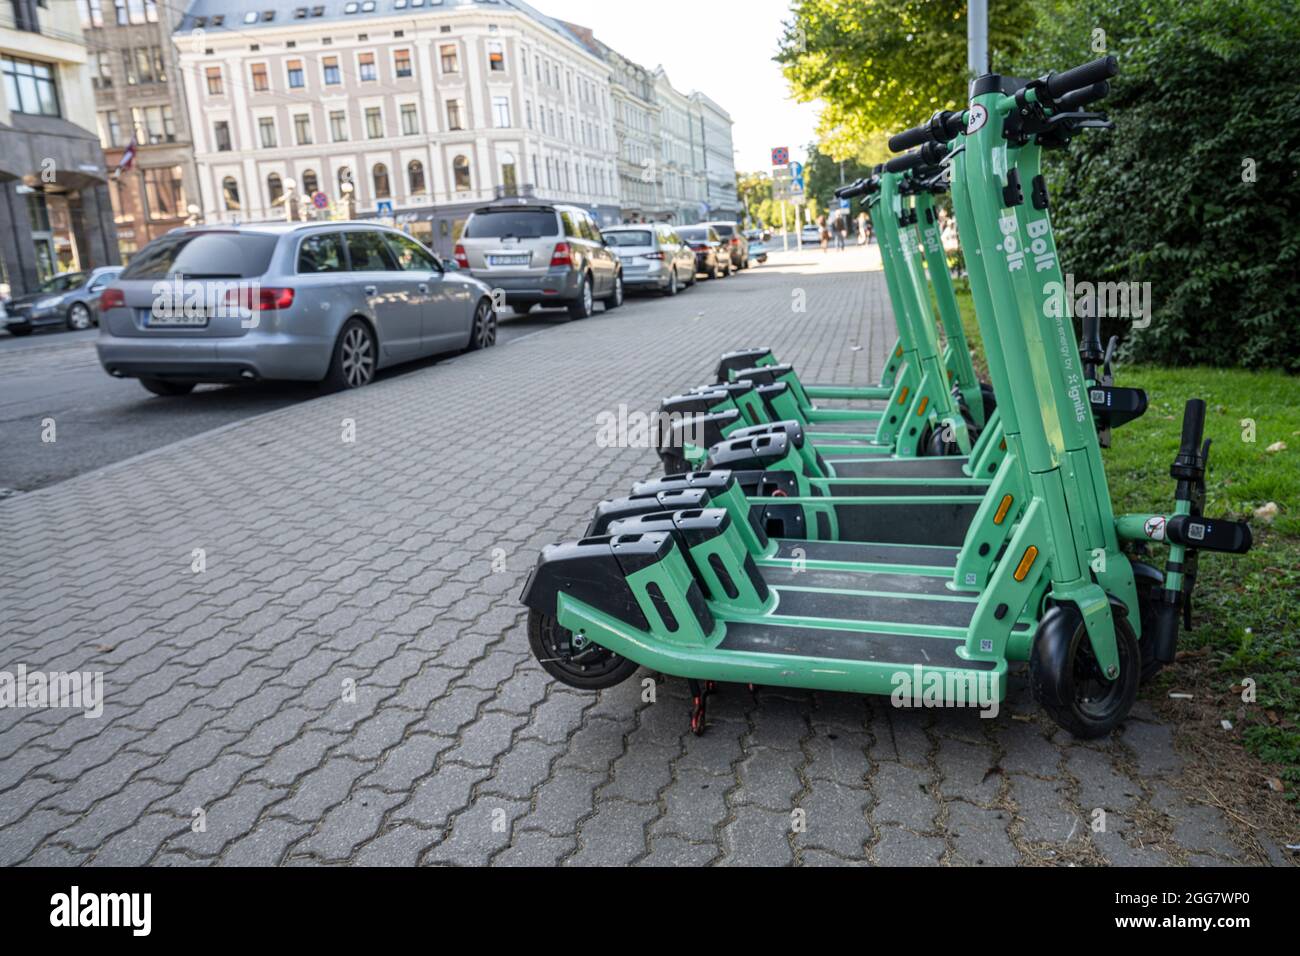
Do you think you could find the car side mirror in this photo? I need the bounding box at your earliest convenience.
[441,257,460,271]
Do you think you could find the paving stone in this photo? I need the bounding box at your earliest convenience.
[567,800,658,866]
[720,805,796,867]
[870,761,938,831]
[945,801,1018,866]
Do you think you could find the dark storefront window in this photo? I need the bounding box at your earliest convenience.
[143,166,186,221]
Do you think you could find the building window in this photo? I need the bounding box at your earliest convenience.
[408,159,425,194]
[525,101,532,129]
[446,99,463,131]
[358,52,377,82]
[214,120,231,151]
[487,41,505,72]
[91,51,113,89]
[499,153,517,193]
[250,62,269,91]
[322,56,341,85]
[204,66,223,95]
[98,110,122,147]
[1,55,61,116]
[394,48,412,78]
[492,96,511,129]
[440,44,458,73]
[400,103,419,136]
[372,163,391,199]
[222,176,241,211]
[267,172,283,206]
[365,107,383,139]
[258,117,277,148]
[330,110,349,142]
[287,59,305,88]
[131,105,173,144]
[302,169,319,195]
[294,114,312,145]
[452,155,471,192]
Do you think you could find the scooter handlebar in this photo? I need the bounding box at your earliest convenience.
[1045,55,1118,100]
[887,110,965,152]
[1178,399,1207,461]
[1054,80,1110,111]
[884,150,926,174]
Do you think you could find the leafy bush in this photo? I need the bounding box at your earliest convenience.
[1020,0,1300,371]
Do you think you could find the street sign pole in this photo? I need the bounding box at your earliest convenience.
[781,201,788,252]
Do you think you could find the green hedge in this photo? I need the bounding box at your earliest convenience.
[1022,0,1300,371]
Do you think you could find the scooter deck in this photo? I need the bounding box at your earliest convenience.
[826,457,971,479]
[770,539,959,567]
[720,622,999,670]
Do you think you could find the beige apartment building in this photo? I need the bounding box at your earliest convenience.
[174,0,622,257]
[1,0,118,297]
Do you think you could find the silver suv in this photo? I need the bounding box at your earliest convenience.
[455,201,623,319]
[97,223,498,395]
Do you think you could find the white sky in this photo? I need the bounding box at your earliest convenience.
[535,0,822,173]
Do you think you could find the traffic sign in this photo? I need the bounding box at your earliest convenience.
[771,146,789,167]
[789,161,804,189]
[311,190,329,210]
[376,200,394,218]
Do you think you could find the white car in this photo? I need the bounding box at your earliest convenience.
[800,224,822,246]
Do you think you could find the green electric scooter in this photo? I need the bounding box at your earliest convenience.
[522,56,1253,739]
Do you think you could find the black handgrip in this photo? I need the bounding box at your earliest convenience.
[1045,55,1118,99]
[885,150,925,174]
[1177,399,1206,460]
[888,124,931,153]
[835,179,866,199]
[1055,80,1109,111]
[1080,312,1102,355]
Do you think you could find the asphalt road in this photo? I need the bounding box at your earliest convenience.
[0,304,595,496]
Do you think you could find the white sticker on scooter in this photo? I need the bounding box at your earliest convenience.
[1144,516,1167,541]
[966,104,989,134]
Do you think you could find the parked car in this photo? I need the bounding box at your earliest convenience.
[701,221,749,270]
[602,224,696,296]
[677,226,731,279]
[455,201,623,318]
[747,235,769,265]
[96,223,498,396]
[800,223,823,246]
[3,266,122,336]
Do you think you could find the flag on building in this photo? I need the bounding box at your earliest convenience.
[114,137,138,179]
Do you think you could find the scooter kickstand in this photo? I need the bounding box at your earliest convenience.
[688,679,708,736]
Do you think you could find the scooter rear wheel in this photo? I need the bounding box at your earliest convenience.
[1029,604,1139,739]
[528,610,639,690]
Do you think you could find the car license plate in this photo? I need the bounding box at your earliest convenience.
[488,254,529,266]
[145,311,209,328]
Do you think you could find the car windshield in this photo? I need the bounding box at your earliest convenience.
[463,210,559,240]
[120,233,280,279]
[679,229,708,242]
[39,272,88,293]
[604,231,653,248]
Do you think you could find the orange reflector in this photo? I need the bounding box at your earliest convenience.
[1000,439,1007,451]
[993,494,1013,525]
[917,396,929,416]
[895,347,904,358]
[947,369,954,380]
[1013,546,1039,582]
[897,386,910,406]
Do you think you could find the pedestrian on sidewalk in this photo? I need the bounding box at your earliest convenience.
[833,216,847,251]
[818,215,829,252]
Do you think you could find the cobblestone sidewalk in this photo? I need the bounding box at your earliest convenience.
[0,247,1286,865]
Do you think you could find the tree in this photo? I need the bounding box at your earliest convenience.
[777,0,1034,157]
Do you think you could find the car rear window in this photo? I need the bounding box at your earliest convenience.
[710,224,736,238]
[605,231,653,247]
[463,210,559,240]
[120,233,279,279]
[679,229,707,242]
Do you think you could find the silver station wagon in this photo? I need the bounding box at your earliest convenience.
[97,223,498,396]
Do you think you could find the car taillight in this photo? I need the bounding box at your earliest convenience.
[453,244,469,269]
[99,287,125,310]
[729,237,740,246]
[643,252,664,260]
[550,242,573,267]
[690,243,708,252]
[226,287,295,311]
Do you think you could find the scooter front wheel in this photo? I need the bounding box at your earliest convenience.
[1029,604,1139,739]
[528,610,639,690]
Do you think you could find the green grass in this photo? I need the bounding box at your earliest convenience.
[953,285,1300,785]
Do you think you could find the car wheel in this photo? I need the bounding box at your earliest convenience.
[66,303,93,331]
[664,270,679,297]
[140,377,196,397]
[568,274,594,319]
[467,298,497,350]
[603,272,624,310]
[324,318,377,390]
